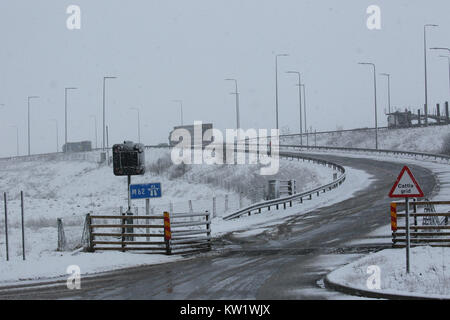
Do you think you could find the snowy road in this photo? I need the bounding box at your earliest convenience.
[0,153,437,299]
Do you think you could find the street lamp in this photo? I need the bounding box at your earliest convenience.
[102,76,117,150]
[358,62,378,149]
[423,24,439,126]
[430,48,450,95]
[172,100,184,126]
[275,53,289,130]
[224,79,240,131]
[64,87,77,148]
[286,71,303,144]
[9,125,19,156]
[27,96,39,156]
[89,115,98,149]
[50,119,59,152]
[129,107,141,143]
[380,73,391,114]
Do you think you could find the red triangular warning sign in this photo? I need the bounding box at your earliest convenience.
[389,166,424,198]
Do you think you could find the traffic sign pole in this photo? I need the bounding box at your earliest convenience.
[389,165,424,274]
[146,198,150,242]
[405,197,410,273]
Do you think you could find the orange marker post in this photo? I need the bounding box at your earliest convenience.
[163,211,171,255]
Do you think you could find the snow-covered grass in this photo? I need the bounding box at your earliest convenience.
[0,147,350,284]
[282,124,450,154]
[327,246,450,298]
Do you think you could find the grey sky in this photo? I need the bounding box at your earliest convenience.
[0,0,449,156]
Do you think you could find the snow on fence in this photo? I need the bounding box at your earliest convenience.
[391,200,450,248]
[85,210,211,254]
[56,194,242,252]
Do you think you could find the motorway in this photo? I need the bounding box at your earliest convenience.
[0,152,437,299]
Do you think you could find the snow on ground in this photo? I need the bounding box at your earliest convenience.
[0,147,355,284]
[327,246,450,298]
[281,124,450,154]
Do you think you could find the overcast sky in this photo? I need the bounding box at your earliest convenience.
[0,0,449,156]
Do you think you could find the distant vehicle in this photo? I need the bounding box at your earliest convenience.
[62,141,92,153]
[168,123,213,147]
[387,111,412,128]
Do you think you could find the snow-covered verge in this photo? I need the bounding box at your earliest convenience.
[327,246,450,299]
[0,148,357,285]
[281,124,450,155]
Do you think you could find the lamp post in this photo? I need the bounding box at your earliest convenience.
[50,119,59,152]
[359,62,378,149]
[130,107,141,143]
[286,71,302,144]
[300,84,307,141]
[27,96,39,156]
[172,100,184,126]
[89,115,98,149]
[275,53,289,130]
[430,48,450,95]
[380,73,391,114]
[225,79,240,131]
[102,76,117,150]
[64,87,77,148]
[423,24,439,126]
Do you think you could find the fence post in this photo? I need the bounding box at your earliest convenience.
[20,191,25,260]
[206,211,211,250]
[57,218,67,252]
[120,206,125,252]
[146,199,150,242]
[86,213,94,252]
[225,195,229,212]
[3,192,8,261]
[188,200,193,213]
[164,211,172,255]
[212,197,216,218]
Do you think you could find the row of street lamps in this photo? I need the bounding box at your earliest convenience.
[357,24,449,150]
[1,76,118,156]
[224,53,309,144]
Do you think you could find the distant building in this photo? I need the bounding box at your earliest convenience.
[62,141,92,153]
[169,123,213,147]
[387,110,412,128]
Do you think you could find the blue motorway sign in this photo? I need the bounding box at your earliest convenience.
[130,183,162,199]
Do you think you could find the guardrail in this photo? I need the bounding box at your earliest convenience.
[278,144,450,164]
[223,152,346,220]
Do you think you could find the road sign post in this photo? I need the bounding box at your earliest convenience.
[389,166,424,273]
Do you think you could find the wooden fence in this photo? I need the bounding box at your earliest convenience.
[391,200,450,248]
[86,211,211,254]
